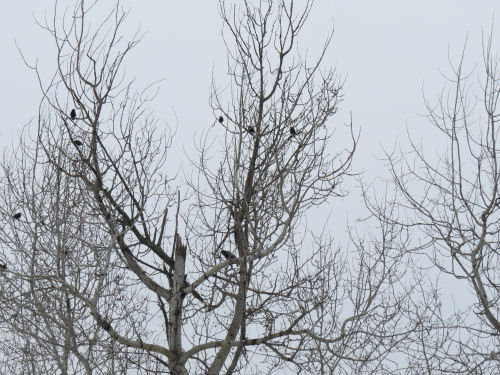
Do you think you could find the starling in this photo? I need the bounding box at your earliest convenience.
[0,263,6,270]
[218,116,224,123]
[221,250,236,259]
[70,109,76,120]
[290,127,297,136]
[12,213,21,220]
[72,140,83,147]
[247,126,255,134]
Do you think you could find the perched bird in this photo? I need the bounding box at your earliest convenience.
[247,126,255,134]
[218,116,224,124]
[12,213,21,220]
[290,127,297,136]
[221,250,236,259]
[0,263,6,270]
[70,109,76,120]
[72,140,83,147]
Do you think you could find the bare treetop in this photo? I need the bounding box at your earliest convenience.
[0,1,432,374]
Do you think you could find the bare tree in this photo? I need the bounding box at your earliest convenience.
[0,1,164,374]
[0,127,152,374]
[380,31,500,373]
[1,1,421,374]
[185,1,422,374]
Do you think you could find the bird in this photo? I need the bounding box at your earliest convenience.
[218,116,224,124]
[290,127,297,136]
[221,250,236,259]
[70,109,76,120]
[0,263,6,270]
[72,140,83,147]
[247,126,255,134]
[12,213,21,220]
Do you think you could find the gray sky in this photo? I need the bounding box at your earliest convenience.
[0,0,498,367]
[2,1,499,229]
[2,1,499,170]
[1,0,499,260]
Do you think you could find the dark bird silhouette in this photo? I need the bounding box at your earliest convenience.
[290,126,297,136]
[0,263,6,270]
[218,116,224,123]
[72,140,83,147]
[70,109,76,120]
[185,280,206,304]
[221,250,236,259]
[247,126,255,134]
[12,213,21,220]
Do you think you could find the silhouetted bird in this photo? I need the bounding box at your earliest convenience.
[0,263,6,270]
[72,140,83,147]
[70,109,76,120]
[218,116,224,123]
[247,126,255,134]
[290,127,297,136]
[12,213,21,220]
[221,250,236,259]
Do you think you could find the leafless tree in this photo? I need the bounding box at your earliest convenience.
[173,1,415,373]
[1,0,422,374]
[0,129,145,374]
[0,1,165,374]
[380,31,500,373]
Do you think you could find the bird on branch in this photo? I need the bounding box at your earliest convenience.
[218,116,224,123]
[221,250,236,259]
[183,279,206,305]
[290,126,297,136]
[247,126,255,134]
[70,109,76,120]
[72,140,83,147]
[12,213,21,220]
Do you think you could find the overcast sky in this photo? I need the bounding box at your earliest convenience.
[0,1,498,223]
[0,0,498,358]
[2,0,499,230]
[2,1,500,171]
[1,0,499,246]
